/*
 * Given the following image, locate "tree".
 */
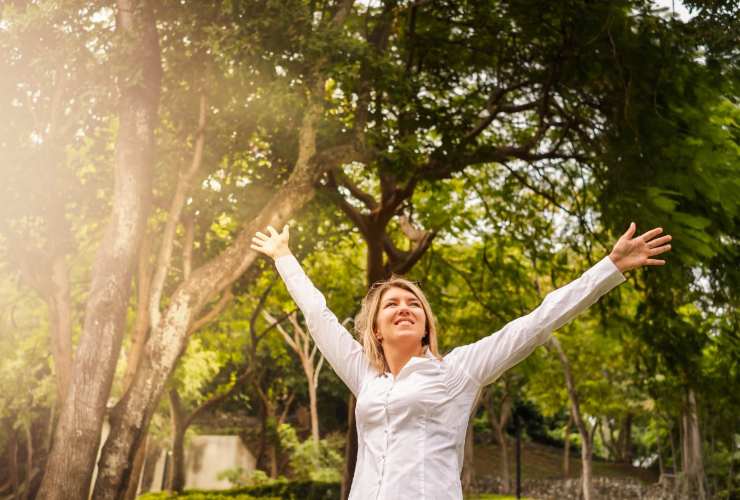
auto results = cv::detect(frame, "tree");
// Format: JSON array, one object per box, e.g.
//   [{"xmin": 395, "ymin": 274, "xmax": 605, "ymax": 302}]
[
  {"xmin": 548, "ymin": 336, "xmax": 597, "ymax": 500},
  {"xmin": 37, "ymin": 0, "xmax": 162, "ymax": 497},
  {"xmin": 482, "ymin": 374, "xmax": 524, "ymax": 493},
  {"xmin": 1, "ymin": 1, "xmax": 736, "ymax": 497},
  {"xmin": 0, "ymin": 0, "xmax": 116, "ymax": 410},
  {"xmin": 263, "ymin": 310, "xmax": 326, "ymax": 447}
]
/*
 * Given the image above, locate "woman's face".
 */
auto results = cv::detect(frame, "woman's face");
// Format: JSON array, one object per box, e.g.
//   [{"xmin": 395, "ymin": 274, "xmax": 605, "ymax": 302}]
[{"xmin": 375, "ymin": 286, "xmax": 427, "ymax": 348}]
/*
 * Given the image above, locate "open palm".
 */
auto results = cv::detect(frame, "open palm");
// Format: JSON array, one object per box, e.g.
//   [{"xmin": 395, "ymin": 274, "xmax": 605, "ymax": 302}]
[
  {"xmin": 609, "ymin": 223, "xmax": 672, "ymax": 273},
  {"xmin": 251, "ymin": 225, "xmax": 291, "ymax": 260}
]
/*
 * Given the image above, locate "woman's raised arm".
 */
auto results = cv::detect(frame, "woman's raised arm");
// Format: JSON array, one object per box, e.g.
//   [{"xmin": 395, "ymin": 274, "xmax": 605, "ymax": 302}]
[
  {"xmin": 251, "ymin": 225, "xmax": 372, "ymax": 396},
  {"xmin": 445, "ymin": 223, "xmax": 671, "ymax": 388}
]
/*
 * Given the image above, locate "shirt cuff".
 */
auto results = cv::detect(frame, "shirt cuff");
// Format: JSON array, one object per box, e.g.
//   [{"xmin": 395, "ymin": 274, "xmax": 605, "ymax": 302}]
[{"xmin": 593, "ymin": 255, "xmax": 627, "ymax": 292}]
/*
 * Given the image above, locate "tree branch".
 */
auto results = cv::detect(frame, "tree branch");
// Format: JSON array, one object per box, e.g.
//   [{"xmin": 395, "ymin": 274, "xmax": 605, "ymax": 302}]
[
  {"xmin": 187, "ymin": 287, "xmax": 233, "ymax": 337},
  {"xmin": 333, "ymin": 167, "xmax": 378, "ymax": 211},
  {"xmin": 149, "ymin": 93, "xmax": 208, "ymax": 328}
]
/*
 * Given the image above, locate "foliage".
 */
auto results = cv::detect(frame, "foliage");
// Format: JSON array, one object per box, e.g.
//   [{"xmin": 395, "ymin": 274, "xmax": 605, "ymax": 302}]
[
  {"xmin": 216, "ymin": 469, "xmax": 272, "ymax": 489},
  {"xmin": 277, "ymin": 423, "xmax": 344, "ymax": 482},
  {"xmin": 138, "ymin": 492, "xmax": 276, "ymax": 500},
  {"xmin": 0, "ymin": 0, "xmax": 738, "ymax": 497},
  {"xmin": 0, "ymin": 272, "xmax": 54, "ymax": 447},
  {"xmin": 137, "ymin": 479, "xmax": 340, "ymax": 499}
]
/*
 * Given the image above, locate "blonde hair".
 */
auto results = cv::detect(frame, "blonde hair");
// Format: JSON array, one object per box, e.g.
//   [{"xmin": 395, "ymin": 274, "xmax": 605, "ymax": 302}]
[{"xmin": 355, "ymin": 276, "xmax": 441, "ymax": 374}]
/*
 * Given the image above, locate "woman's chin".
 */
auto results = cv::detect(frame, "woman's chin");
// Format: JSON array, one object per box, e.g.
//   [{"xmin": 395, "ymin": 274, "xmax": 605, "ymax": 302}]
[{"xmin": 386, "ymin": 330, "xmax": 424, "ymax": 345}]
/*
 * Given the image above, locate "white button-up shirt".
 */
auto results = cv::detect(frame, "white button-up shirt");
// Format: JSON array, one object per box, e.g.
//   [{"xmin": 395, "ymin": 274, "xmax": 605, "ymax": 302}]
[{"xmin": 275, "ymin": 255, "xmax": 625, "ymax": 500}]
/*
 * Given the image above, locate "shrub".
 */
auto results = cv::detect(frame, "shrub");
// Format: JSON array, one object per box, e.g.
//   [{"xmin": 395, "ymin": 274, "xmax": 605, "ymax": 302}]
[
  {"xmin": 137, "ymin": 492, "xmax": 276, "ymax": 500},
  {"xmin": 239, "ymin": 480, "xmax": 339, "ymax": 499},
  {"xmin": 137, "ymin": 479, "xmax": 340, "ymax": 499},
  {"xmin": 277, "ymin": 424, "xmax": 344, "ymax": 482},
  {"xmin": 216, "ymin": 468, "xmax": 273, "ymax": 488}
]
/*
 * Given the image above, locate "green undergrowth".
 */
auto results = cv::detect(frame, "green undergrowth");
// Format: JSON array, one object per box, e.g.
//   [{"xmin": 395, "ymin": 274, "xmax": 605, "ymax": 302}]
[{"xmin": 137, "ymin": 480, "xmax": 339, "ymax": 500}]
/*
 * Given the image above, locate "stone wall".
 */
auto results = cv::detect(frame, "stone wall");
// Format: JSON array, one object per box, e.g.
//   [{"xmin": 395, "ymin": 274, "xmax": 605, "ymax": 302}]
[
  {"xmin": 143, "ymin": 435, "xmax": 256, "ymax": 493},
  {"xmin": 473, "ymin": 475, "xmax": 684, "ymax": 499}
]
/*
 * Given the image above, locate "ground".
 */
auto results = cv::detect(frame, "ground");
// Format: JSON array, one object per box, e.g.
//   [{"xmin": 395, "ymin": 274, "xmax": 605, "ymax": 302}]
[{"xmin": 473, "ymin": 440, "xmax": 659, "ymax": 484}]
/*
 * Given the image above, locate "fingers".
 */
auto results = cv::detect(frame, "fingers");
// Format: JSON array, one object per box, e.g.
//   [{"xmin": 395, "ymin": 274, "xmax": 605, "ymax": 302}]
[
  {"xmin": 648, "ymin": 244, "xmax": 671, "ymax": 256},
  {"xmin": 639, "ymin": 227, "xmax": 664, "ymax": 242},
  {"xmin": 255, "ymin": 224, "xmax": 288, "ymax": 240},
  {"xmin": 647, "ymin": 234, "xmax": 672, "ymax": 248},
  {"xmin": 623, "ymin": 222, "xmax": 636, "ymax": 240},
  {"xmin": 645, "ymin": 258, "xmax": 666, "ymax": 266},
  {"xmin": 254, "ymin": 231, "xmax": 269, "ymax": 241}
]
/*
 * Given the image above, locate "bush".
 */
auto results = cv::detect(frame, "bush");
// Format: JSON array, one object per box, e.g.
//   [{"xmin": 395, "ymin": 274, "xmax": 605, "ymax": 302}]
[
  {"xmin": 137, "ymin": 480, "xmax": 340, "ymax": 500},
  {"xmin": 137, "ymin": 492, "xmax": 276, "ymax": 500},
  {"xmin": 239, "ymin": 480, "xmax": 340, "ymax": 499},
  {"xmin": 277, "ymin": 424, "xmax": 344, "ymax": 482},
  {"xmin": 216, "ymin": 468, "xmax": 273, "ymax": 488}
]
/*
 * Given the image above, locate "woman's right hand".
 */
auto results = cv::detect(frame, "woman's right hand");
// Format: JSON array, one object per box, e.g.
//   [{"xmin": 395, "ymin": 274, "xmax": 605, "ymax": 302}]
[{"xmin": 251, "ymin": 225, "xmax": 292, "ymax": 260}]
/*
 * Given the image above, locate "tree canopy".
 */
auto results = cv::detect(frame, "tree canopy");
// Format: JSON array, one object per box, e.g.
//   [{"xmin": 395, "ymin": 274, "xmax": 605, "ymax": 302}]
[{"xmin": 0, "ymin": 0, "xmax": 737, "ymax": 499}]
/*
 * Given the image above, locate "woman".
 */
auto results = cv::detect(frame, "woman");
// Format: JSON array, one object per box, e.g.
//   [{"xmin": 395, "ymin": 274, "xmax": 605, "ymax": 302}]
[{"xmin": 251, "ymin": 223, "xmax": 671, "ymax": 500}]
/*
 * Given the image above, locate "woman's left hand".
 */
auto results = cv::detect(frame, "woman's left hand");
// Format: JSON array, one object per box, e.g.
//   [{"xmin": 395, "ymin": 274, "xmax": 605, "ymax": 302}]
[{"xmin": 608, "ymin": 222, "xmax": 672, "ymax": 273}]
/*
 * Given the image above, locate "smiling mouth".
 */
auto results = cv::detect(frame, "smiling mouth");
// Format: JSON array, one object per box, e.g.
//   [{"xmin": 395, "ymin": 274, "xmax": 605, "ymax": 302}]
[{"xmin": 394, "ymin": 319, "xmax": 414, "ymax": 326}]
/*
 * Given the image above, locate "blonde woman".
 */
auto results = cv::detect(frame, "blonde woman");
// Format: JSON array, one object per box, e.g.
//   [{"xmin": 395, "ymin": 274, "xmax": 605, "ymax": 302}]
[{"xmin": 251, "ymin": 223, "xmax": 671, "ymax": 500}]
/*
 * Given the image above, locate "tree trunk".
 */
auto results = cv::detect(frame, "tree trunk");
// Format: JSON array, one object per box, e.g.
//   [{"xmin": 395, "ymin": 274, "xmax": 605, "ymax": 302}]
[
  {"xmin": 493, "ymin": 425, "xmax": 511, "ymax": 493},
  {"xmin": 123, "ymin": 435, "xmax": 148, "ymax": 500},
  {"xmin": 549, "ymin": 336, "xmax": 593, "ymax": 500},
  {"xmin": 139, "ymin": 440, "xmax": 161, "ymax": 494},
  {"xmin": 47, "ymin": 254, "xmax": 74, "ymax": 405},
  {"xmin": 341, "ymin": 395, "xmax": 358, "ymax": 500},
  {"xmin": 461, "ymin": 394, "xmax": 482, "ymax": 493},
  {"xmin": 116, "ymin": 237, "xmax": 156, "ymax": 498},
  {"xmin": 617, "ymin": 413, "xmax": 633, "ymax": 463},
  {"xmin": 598, "ymin": 417, "xmax": 618, "ymax": 461},
  {"xmin": 563, "ymin": 412, "xmax": 573, "ymax": 478},
  {"xmin": 9, "ymin": 432, "xmax": 18, "ymax": 500},
  {"xmin": 167, "ymin": 390, "xmax": 187, "ymax": 492},
  {"xmin": 259, "ymin": 393, "xmax": 279, "ymax": 478},
  {"xmin": 266, "ymin": 310, "xmax": 323, "ymax": 446},
  {"xmin": 680, "ymin": 388, "xmax": 706, "ymax": 500},
  {"xmin": 268, "ymin": 440, "xmax": 279, "ymax": 479},
  {"xmin": 308, "ymin": 374, "xmax": 320, "ymax": 445},
  {"xmin": 123, "ymin": 235, "xmax": 154, "ymax": 390},
  {"xmin": 22, "ymin": 424, "xmax": 33, "ymax": 500},
  {"xmin": 670, "ymin": 424, "xmax": 678, "ymax": 473},
  {"xmin": 484, "ymin": 387, "xmax": 513, "ymax": 493},
  {"xmin": 580, "ymin": 432, "xmax": 594, "ymax": 500},
  {"xmin": 36, "ymin": 1, "xmax": 161, "ymax": 498},
  {"xmin": 91, "ymin": 96, "xmax": 340, "ymax": 498}
]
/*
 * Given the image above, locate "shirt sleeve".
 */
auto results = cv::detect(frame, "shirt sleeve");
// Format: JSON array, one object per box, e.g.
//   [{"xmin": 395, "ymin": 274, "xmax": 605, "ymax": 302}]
[
  {"xmin": 275, "ymin": 255, "xmax": 373, "ymax": 396},
  {"xmin": 444, "ymin": 256, "xmax": 626, "ymax": 388}
]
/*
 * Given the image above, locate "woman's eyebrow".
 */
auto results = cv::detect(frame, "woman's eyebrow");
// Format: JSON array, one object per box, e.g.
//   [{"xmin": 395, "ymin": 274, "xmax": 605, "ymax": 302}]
[{"xmin": 383, "ymin": 296, "xmax": 419, "ymax": 303}]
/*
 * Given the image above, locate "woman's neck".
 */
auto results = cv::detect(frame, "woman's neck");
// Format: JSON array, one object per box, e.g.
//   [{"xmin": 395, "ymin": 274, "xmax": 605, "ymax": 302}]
[{"xmin": 384, "ymin": 342, "xmax": 424, "ymax": 376}]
